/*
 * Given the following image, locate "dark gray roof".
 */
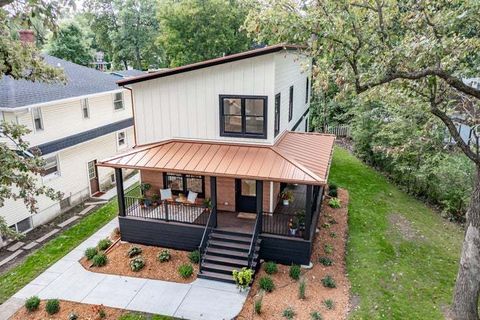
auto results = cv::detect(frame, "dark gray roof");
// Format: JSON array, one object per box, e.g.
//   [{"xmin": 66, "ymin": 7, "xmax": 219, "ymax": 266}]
[
  {"xmin": 0, "ymin": 55, "xmax": 120, "ymax": 109},
  {"xmin": 110, "ymin": 69, "xmax": 146, "ymax": 78}
]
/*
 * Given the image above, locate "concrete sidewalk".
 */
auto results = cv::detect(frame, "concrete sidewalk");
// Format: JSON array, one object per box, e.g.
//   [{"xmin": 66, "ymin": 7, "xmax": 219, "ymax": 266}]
[{"xmin": 5, "ymin": 219, "xmax": 247, "ymax": 320}]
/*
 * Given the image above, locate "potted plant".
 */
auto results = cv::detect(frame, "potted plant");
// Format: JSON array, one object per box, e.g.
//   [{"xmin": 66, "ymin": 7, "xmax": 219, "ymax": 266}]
[
  {"xmin": 139, "ymin": 198, "xmax": 146, "ymax": 209},
  {"xmin": 281, "ymin": 190, "xmax": 294, "ymax": 206},
  {"xmin": 151, "ymin": 194, "xmax": 160, "ymax": 207},
  {"xmin": 288, "ymin": 217, "xmax": 299, "ymax": 236},
  {"xmin": 203, "ymin": 198, "xmax": 212, "ymax": 211},
  {"xmin": 140, "ymin": 183, "xmax": 151, "ymax": 197}
]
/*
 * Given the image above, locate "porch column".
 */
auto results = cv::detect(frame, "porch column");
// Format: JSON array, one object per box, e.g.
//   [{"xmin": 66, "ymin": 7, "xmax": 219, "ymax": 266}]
[
  {"xmin": 256, "ymin": 180, "xmax": 263, "ymax": 232},
  {"xmin": 210, "ymin": 176, "xmax": 217, "ymax": 227},
  {"xmin": 115, "ymin": 168, "xmax": 126, "ymax": 217},
  {"xmin": 304, "ymin": 184, "xmax": 313, "ymax": 240}
]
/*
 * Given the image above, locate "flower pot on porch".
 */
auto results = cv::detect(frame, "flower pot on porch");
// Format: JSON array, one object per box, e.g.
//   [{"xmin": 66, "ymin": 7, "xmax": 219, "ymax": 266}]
[
  {"xmin": 289, "ymin": 228, "xmax": 297, "ymax": 236},
  {"xmin": 283, "ymin": 199, "xmax": 289, "ymax": 206}
]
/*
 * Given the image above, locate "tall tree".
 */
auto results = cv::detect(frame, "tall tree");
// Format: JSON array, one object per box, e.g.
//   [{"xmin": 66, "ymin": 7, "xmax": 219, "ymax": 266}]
[
  {"xmin": 157, "ymin": 0, "xmax": 253, "ymax": 67},
  {"xmin": 46, "ymin": 21, "xmax": 93, "ymax": 66},
  {"xmin": 84, "ymin": 0, "xmax": 163, "ymax": 70},
  {"xmin": 245, "ymin": 0, "xmax": 480, "ymax": 318}
]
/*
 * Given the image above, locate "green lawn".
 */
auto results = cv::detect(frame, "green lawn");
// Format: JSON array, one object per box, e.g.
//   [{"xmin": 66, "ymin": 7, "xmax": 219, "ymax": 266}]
[
  {"xmin": 0, "ymin": 185, "xmax": 139, "ymax": 304},
  {"xmin": 330, "ymin": 148, "xmax": 463, "ymax": 319}
]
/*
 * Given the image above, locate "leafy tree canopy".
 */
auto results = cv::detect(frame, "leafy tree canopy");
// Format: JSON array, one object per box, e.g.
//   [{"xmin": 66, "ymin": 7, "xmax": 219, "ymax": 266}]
[{"xmin": 46, "ymin": 21, "xmax": 93, "ymax": 66}]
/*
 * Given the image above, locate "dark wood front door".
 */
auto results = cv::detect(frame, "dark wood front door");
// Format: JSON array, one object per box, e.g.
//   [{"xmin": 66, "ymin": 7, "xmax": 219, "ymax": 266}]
[
  {"xmin": 235, "ymin": 179, "xmax": 257, "ymax": 213},
  {"xmin": 88, "ymin": 160, "xmax": 100, "ymax": 195}
]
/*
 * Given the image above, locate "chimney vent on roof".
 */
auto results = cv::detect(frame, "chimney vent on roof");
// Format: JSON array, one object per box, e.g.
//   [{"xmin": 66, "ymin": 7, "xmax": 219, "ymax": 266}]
[{"xmin": 19, "ymin": 30, "xmax": 35, "ymax": 44}]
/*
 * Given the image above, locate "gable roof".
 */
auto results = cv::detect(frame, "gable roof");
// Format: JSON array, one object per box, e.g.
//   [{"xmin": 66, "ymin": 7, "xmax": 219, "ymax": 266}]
[
  {"xmin": 116, "ymin": 44, "xmax": 304, "ymax": 86},
  {"xmin": 0, "ymin": 55, "xmax": 121, "ymax": 110},
  {"xmin": 97, "ymin": 131, "xmax": 335, "ymax": 185},
  {"xmin": 110, "ymin": 69, "xmax": 146, "ymax": 78}
]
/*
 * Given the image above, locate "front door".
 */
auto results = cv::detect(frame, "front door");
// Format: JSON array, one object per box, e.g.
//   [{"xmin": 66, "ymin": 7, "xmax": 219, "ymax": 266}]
[
  {"xmin": 235, "ymin": 179, "xmax": 257, "ymax": 213},
  {"xmin": 88, "ymin": 160, "xmax": 100, "ymax": 195}
]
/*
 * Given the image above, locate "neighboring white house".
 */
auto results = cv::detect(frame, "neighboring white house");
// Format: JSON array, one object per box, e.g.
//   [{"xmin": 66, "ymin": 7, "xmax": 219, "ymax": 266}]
[{"xmin": 0, "ymin": 54, "xmax": 135, "ymax": 236}]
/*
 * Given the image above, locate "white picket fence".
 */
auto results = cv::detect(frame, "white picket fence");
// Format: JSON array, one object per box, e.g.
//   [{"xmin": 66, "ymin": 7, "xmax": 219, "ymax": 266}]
[{"xmin": 325, "ymin": 125, "xmax": 351, "ymax": 137}]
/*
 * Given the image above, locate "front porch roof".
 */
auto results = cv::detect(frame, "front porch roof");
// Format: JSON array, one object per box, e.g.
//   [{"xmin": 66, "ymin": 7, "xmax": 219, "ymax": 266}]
[{"xmin": 98, "ymin": 131, "xmax": 335, "ymax": 185}]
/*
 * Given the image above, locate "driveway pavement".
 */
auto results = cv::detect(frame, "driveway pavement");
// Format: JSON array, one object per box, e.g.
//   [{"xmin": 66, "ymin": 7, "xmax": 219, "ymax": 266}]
[{"xmin": 4, "ymin": 219, "xmax": 248, "ymax": 320}]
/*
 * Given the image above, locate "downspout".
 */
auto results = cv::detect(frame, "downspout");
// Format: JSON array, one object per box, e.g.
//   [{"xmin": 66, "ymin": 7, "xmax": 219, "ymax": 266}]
[{"xmin": 123, "ymin": 86, "xmax": 137, "ymax": 147}]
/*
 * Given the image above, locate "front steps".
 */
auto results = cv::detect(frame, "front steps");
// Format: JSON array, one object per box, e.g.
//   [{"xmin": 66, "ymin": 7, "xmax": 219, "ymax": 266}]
[{"xmin": 198, "ymin": 229, "xmax": 261, "ymax": 284}]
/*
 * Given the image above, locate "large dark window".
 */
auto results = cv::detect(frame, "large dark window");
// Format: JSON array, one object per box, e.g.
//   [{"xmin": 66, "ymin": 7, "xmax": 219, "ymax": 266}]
[
  {"xmin": 274, "ymin": 93, "xmax": 281, "ymax": 137},
  {"xmin": 288, "ymin": 86, "xmax": 294, "ymax": 121},
  {"xmin": 164, "ymin": 173, "xmax": 204, "ymax": 197},
  {"xmin": 305, "ymin": 78, "xmax": 309, "ymax": 103},
  {"xmin": 220, "ymin": 95, "xmax": 267, "ymax": 139}
]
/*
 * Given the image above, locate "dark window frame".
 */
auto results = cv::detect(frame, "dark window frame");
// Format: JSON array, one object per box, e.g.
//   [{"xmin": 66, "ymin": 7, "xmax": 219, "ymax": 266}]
[
  {"xmin": 288, "ymin": 86, "xmax": 294, "ymax": 121},
  {"xmin": 219, "ymin": 95, "xmax": 268, "ymax": 139},
  {"xmin": 163, "ymin": 173, "xmax": 205, "ymax": 198},
  {"xmin": 305, "ymin": 78, "xmax": 309, "ymax": 104},
  {"xmin": 274, "ymin": 93, "xmax": 281, "ymax": 137}
]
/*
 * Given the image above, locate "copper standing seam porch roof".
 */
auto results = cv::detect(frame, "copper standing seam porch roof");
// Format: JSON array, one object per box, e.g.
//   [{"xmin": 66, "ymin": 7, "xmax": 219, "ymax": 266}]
[{"xmin": 97, "ymin": 132, "xmax": 335, "ymax": 185}]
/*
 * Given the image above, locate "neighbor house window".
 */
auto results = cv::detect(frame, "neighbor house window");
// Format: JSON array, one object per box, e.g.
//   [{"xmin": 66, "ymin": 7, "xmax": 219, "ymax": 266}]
[
  {"xmin": 220, "ymin": 95, "xmax": 267, "ymax": 139},
  {"xmin": 305, "ymin": 78, "xmax": 309, "ymax": 103},
  {"xmin": 113, "ymin": 92, "xmax": 124, "ymax": 110},
  {"xmin": 274, "ymin": 93, "xmax": 281, "ymax": 137},
  {"xmin": 32, "ymin": 107, "xmax": 43, "ymax": 131},
  {"xmin": 16, "ymin": 217, "xmax": 32, "ymax": 233},
  {"xmin": 117, "ymin": 130, "xmax": 126, "ymax": 148},
  {"xmin": 42, "ymin": 155, "xmax": 59, "ymax": 177},
  {"xmin": 81, "ymin": 98, "xmax": 90, "ymax": 119},
  {"xmin": 288, "ymin": 86, "xmax": 294, "ymax": 121},
  {"xmin": 164, "ymin": 173, "xmax": 204, "ymax": 197}
]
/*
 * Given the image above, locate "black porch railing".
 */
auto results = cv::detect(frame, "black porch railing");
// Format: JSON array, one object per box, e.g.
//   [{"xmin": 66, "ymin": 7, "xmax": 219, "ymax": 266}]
[
  {"xmin": 198, "ymin": 205, "xmax": 217, "ymax": 271},
  {"xmin": 262, "ymin": 212, "xmax": 305, "ymax": 238},
  {"xmin": 125, "ymin": 196, "xmax": 210, "ymax": 225}
]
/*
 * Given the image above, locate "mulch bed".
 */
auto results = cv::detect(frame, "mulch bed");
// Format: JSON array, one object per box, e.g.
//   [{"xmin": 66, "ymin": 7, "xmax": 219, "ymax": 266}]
[
  {"xmin": 11, "ymin": 300, "xmax": 125, "ymax": 320},
  {"xmin": 80, "ymin": 241, "xmax": 198, "ymax": 283},
  {"xmin": 236, "ymin": 188, "xmax": 350, "ymax": 320}
]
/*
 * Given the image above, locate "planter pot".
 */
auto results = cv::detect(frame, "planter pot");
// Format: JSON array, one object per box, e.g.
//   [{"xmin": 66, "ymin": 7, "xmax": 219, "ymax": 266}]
[
  {"xmin": 283, "ymin": 200, "xmax": 289, "ymax": 206},
  {"xmin": 289, "ymin": 228, "xmax": 297, "ymax": 236}
]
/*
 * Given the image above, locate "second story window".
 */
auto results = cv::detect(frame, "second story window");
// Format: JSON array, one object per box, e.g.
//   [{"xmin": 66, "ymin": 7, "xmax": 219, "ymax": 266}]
[
  {"xmin": 81, "ymin": 98, "xmax": 90, "ymax": 119},
  {"xmin": 220, "ymin": 95, "xmax": 267, "ymax": 139},
  {"xmin": 289, "ymin": 86, "xmax": 294, "ymax": 121},
  {"xmin": 274, "ymin": 93, "xmax": 281, "ymax": 137},
  {"xmin": 113, "ymin": 92, "xmax": 125, "ymax": 110},
  {"xmin": 117, "ymin": 130, "xmax": 126, "ymax": 149},
  {"xmin": 32, "ymin": 107, "xmax": 43, "ymax": 131},
  {"xmin": 305, "ymin": 77, "xmax": 309, "ymax": 103},
  {"xmin": 42, "ymin": 155, "xmax": 59, "ymax": 178}
]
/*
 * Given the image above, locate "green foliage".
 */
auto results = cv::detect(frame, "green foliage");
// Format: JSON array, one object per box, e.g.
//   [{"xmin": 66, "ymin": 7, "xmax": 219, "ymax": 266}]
[
  {"xmin": 129, "ymin": 256, "xmax": 145, "ymax": 272},
  {"xmin": 310, "ymin": 311, "xmax": 323, "ymax": 320},
  {"xmin": 319, "ymin": 256, "xmax": 333, "ymax": 266},
  {"xmin": 321, "ymin": 275, "xmax": 336, "ymax": 288},
  {"xmin": 324, "ymin": 244, "xmax": 334, "ymax": 255},
  {"xmin": 157, "ymin": 249, "xmax": 171, "ymax": 263},
  {"xmin": 298, "ymin": 277, "xmax": 306, "ymax": 299},
  {"xmin": 328, "ymin": 188, "xmax": 338, "ymax": 197},
  {"xmin": 85, "ymin": 247, "xmax": 98, "ymax": 260},
  {"xmin": 97, "ymin": 239, "xmax": 112, "ymax": 251},
  {"xmin": 92, "ymin": 253, "xmax": 108, "ymax": 267},
  {"xmin": 328, "ymin": 198, "xmax": 341, "ymax": 208},
  {"xmin": 328, "ymin": 183, "xmax": 338, "ymax": 191},
  {"xmin": 282, "ymin": 307, "xmax": 295, "ymax": 319},
  {"xmin": 329, "ymin": 232, "xmax": 337, "ymax": 238},
  {"xmin": 188, "ymin": 250, "xmax": 200, "ymax": 264},
  {"xmin": 45, "ymin": 299, "xmax": 60, "ymax": 315},
  {"xmin": 157, "ymin": 0, "xmax": 252, "ymax": 67},
  {"xmin": 178, "ymin": 264, "xmax": 194, "ymax": 278},
  {"xmin": 259, "ymin": 276, "xmax": 274, "ymax": 292},
  {"xmin": 127, "ymin": 246, "xmax": 142, "ymax": 258},
  {"xmin": 254, "ymin": 290, "xmax": 264, "ymax": 314},
  {"xmin": 46, "ymin": 21, "xmax": 93, "ymax": 66},
  {"xmin": 263, "ymin": 261, "xmax": 278, "ymax": 275},
  {"xmin": 25, "ymin": 296, "xmax": 40, "ymax": 312},
  {"xmin": 323, "ymin": 299, "xmax": 335, "ymax": 310},
  {"xmin": 289, "ymin": 264, "xmax": 301, "ymax": 280},
  {"xmin": 232, "ymin": 268, "xmax": 253, "ymax": 290}
]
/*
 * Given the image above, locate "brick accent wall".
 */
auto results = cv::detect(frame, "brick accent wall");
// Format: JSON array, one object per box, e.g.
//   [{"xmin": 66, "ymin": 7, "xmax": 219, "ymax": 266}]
[{"xmin": 140, "ymin": 170, "xmax": 163, "ymax": 197}]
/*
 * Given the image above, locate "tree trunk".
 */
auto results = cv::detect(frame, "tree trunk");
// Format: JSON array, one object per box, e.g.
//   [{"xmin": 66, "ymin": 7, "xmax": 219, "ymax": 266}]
[{"xmin": 452, "ymin": 167, "xmax": 480, "ymax": 320}]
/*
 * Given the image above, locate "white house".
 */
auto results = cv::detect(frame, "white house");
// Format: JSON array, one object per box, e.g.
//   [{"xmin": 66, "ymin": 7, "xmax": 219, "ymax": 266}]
[{"xmin": 0, "ymin": 54, "xmax": 135, "ymax": 235}]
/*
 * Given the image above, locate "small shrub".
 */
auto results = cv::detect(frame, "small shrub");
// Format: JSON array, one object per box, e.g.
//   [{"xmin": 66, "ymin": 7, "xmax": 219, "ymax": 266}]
[
  {"xmin": 323, "ymin": 298, "xmax": 335, "ymax": 310},
  {"xmin": 85, "ymin": 247, "xmax": 98, "ymax": 260},
  {"xmin": 328, "ymin": 182, "xmax": 338, "ymax": 191},
  {"xmin": 329, "ymin": 232, "xmax": 337, "ymax": 238},
  {"xmin": 282, "ymin": 307, "xmax": 295, "ymax": 319},
  {"xmin": 310, "ymin": 311, "xmax": 323, "ymax": 320},
  {"xmin": 298, "ymin": 277, "xmax": 306, "ymax": 299},
  {"xmin": 321, "ymin": 275, "xmax": 337, "ymax": 288},
  {"xmin": 111, "ymin": 227, "xmax": 121, "ymax": 239},
  {"xmin": 25, "ymin": 296, "xmax": 40, "ymax": 312},
  {"xmin": 259, "ymin": 276, "xmax": 274, "ymax": 292},
  {"xmin": 321, "ymin": 222, "xmax": 331, "ymax": 229},
  {"xmin": 319, "ymin": 256, "xmax": 333, "ymax": 266},
  {"xmin": 254, "ymin": 290, "xmax": 264, "ymax": 314},
  {"xmin": 157, "ymin": 249, "xmax": 171, "ymax": 262},
  {"xmin": 232, "ymin": 268, "xmax": 254, "ymax": 291},
  {"xmin": 130, "ymin": 256, "xmax": 145, "ymax": 272},
  {"xmin": 328, "ymin": 218, "xmax": 337, "ymax": 225},
  {"xmin": 45, "ymin": 299, "xmax": 60, "ymax": 315},
  {"xmin": 324, "ymin": 244, "xmax": 334, "ymax": 255},
  {"xmin": 92, "ymin": 253, "xmax": 108, "ymax": 267},
  {"xmin": 328, "ymin": 188, "xmax": 337, "ymax": 197},
  {"xmin": 289, "ymin": 264, "xmax": 301, "ymax": 280},
  {"xmin": 328, "ymin": 198, "xmax": 341, "ymax": 208},
  {"xmin": 188, "ymin": 250, "xmax": 200, "ymax": 264},
  {"xmin": 127, "ymin": 246, "xmax": 142, "ymax": 258},
  {"xmin": 178, "ymin": 263, "xmax": 194, "ymax": 278},
  {"xmin": 68, "ymin": 312, "xmax": 79, "ymax": 320},
  {"xmin": 263, "ymin": 261, "xmax": 278, "ymax": 275},
  {"xmin": 97, "ymin": 238, "xmax": 112, "ymax": 251}
]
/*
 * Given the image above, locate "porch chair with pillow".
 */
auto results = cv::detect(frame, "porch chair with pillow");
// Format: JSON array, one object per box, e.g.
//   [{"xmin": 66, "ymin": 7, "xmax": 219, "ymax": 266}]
[
  {"xmin": 186, "ymin": 191, "xmax": 198, "ymax": 204},
  {"xmin": 160, "ymin": 188, "xmax": 173, "ymax": 201}
]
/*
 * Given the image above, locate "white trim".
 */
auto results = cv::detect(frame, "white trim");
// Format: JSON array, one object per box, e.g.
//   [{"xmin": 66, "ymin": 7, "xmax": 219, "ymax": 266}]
[
  {"xmin": 269, "ymin": 181, "xmax": 274, "ymax": 213},
  {"xmin": 0, "ymin": 89, "xmax": 125, "ymax": 112}
]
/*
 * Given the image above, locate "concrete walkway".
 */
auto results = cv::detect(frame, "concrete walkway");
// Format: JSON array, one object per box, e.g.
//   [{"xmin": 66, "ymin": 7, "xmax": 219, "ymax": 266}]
[
  {"xmin": 7, "ymin": 219, "xmax": 248, "ymax": 320},
  {"xmin": 98, "ymin": 172, "xmax": 139, "ymax": 201}
]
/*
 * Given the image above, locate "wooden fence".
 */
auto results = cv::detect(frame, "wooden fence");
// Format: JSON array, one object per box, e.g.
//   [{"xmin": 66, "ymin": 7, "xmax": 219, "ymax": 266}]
[{"xmin": 325, "ymin": 125, "xmax": 351, "ymax": 137}]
